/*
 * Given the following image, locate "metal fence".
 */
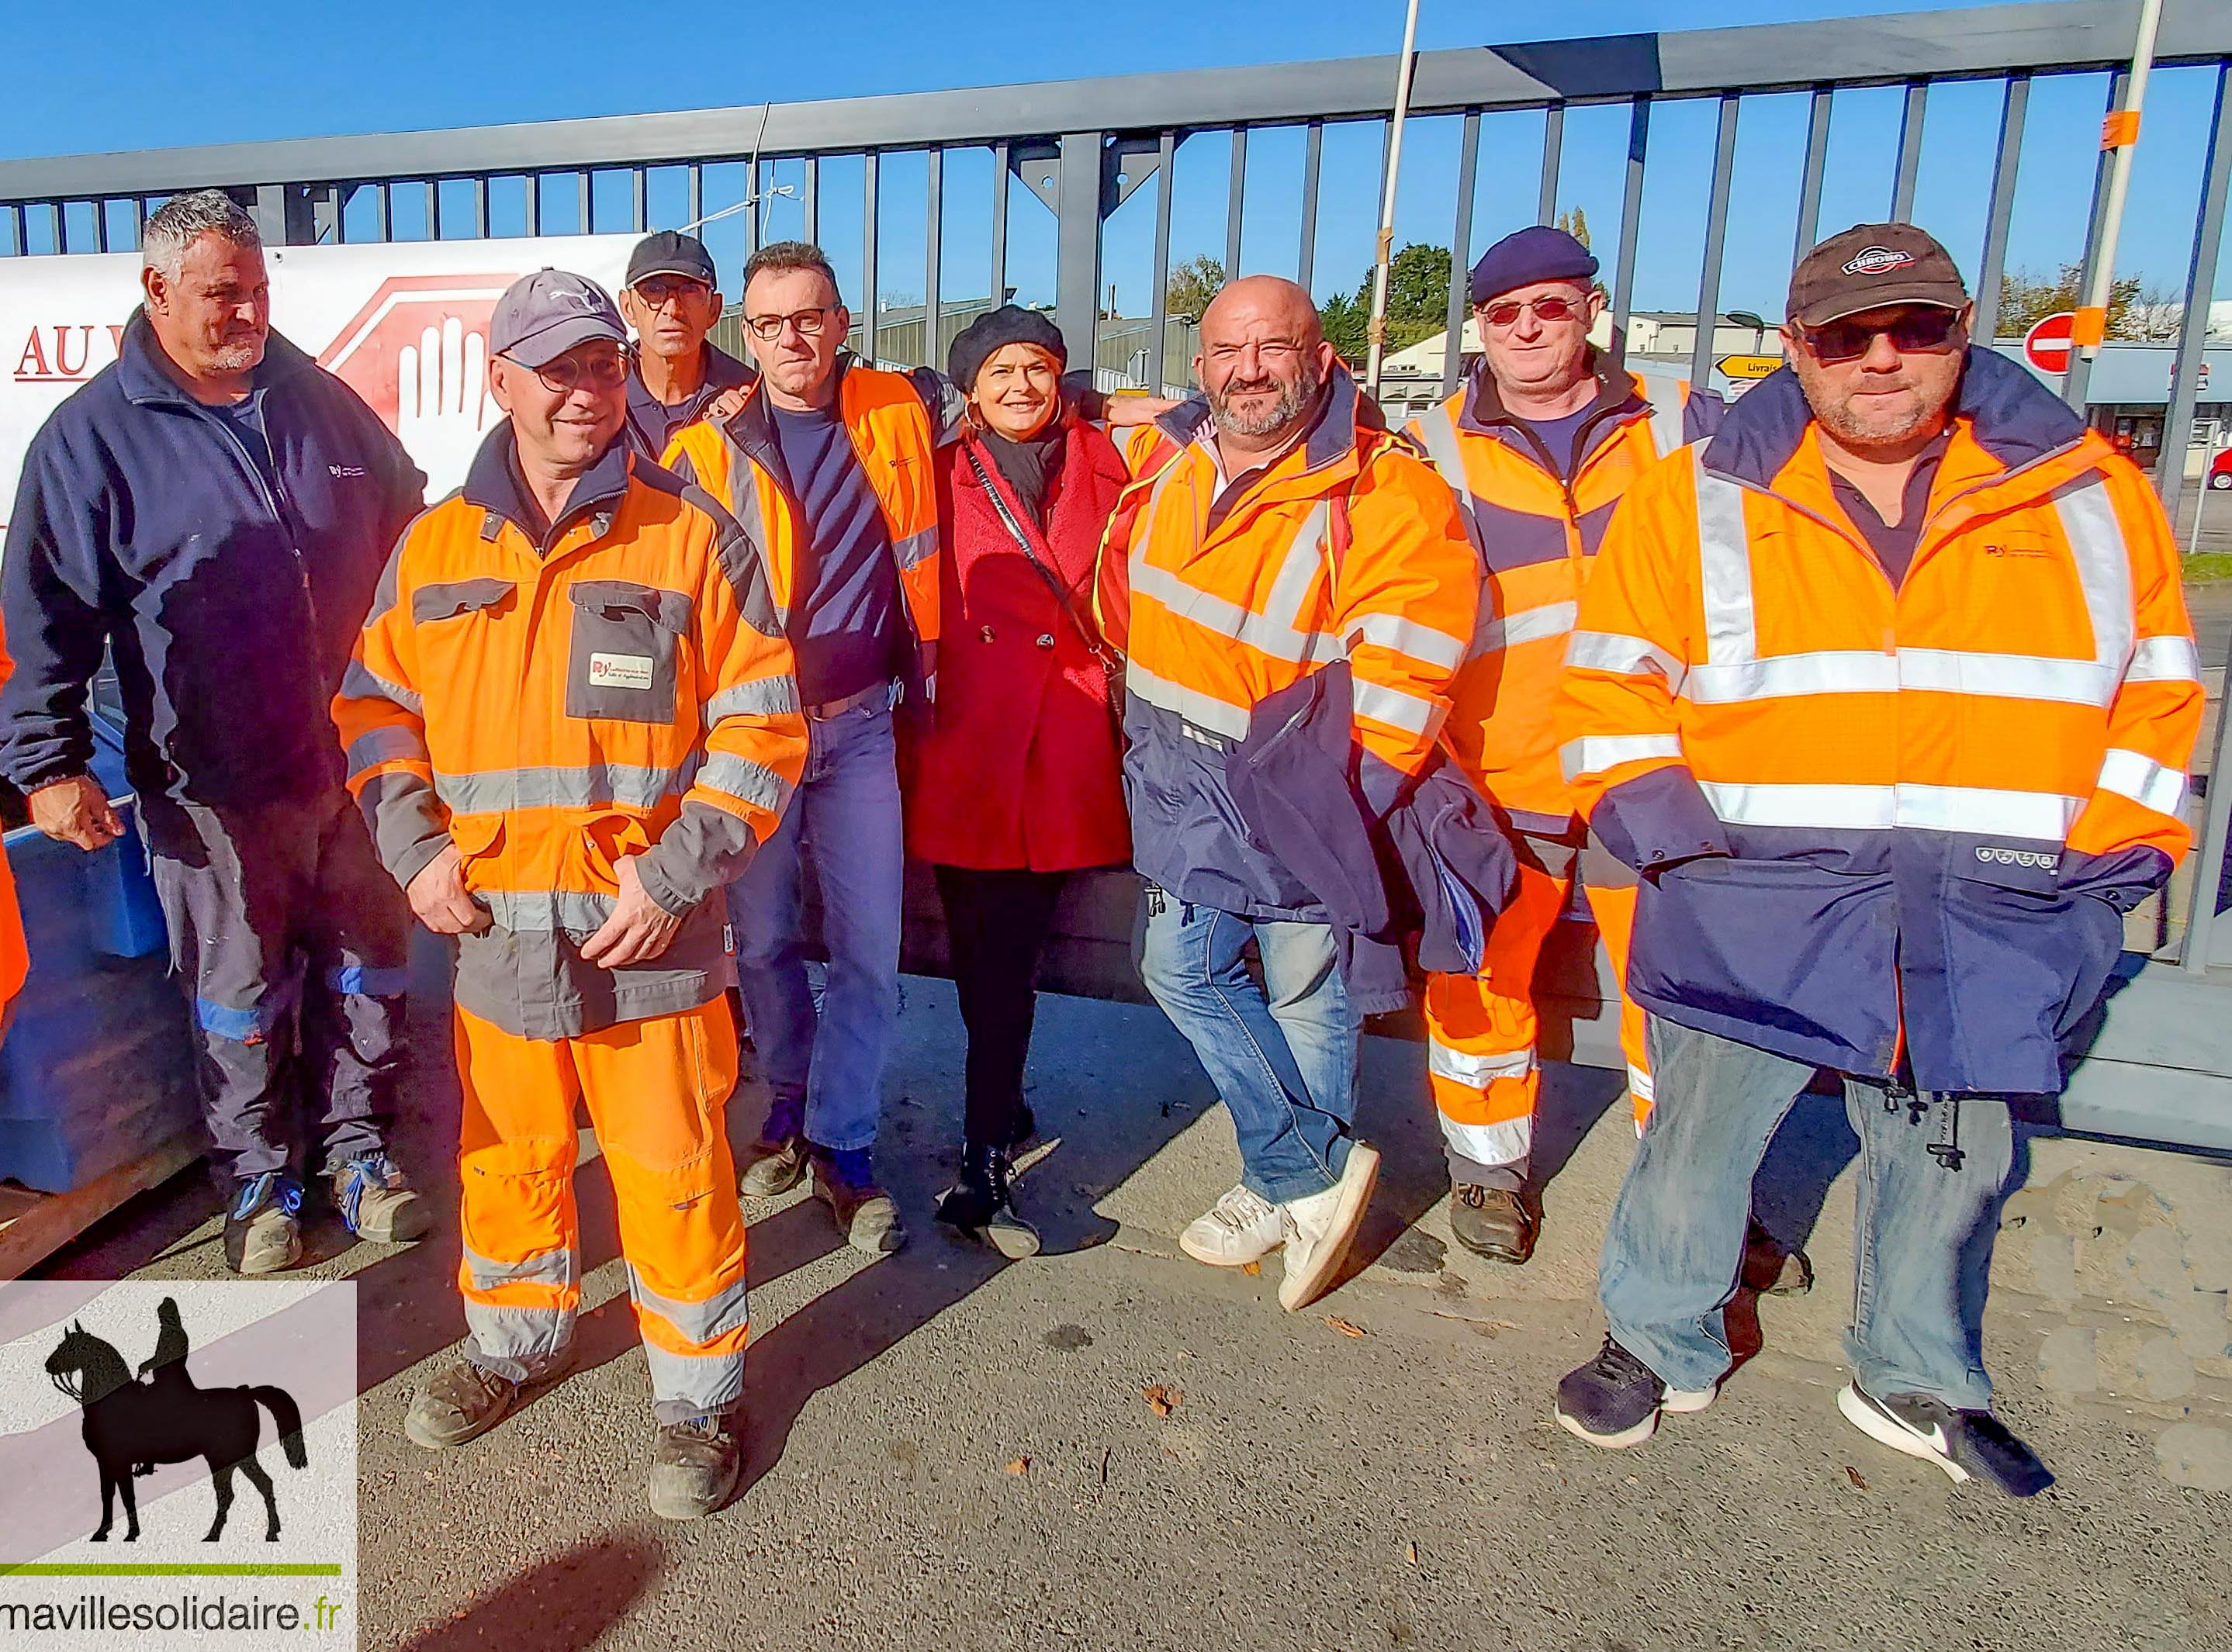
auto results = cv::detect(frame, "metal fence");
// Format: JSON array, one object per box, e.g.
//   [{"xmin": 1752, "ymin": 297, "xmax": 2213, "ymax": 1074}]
[{"xmin": 3, "ymin": 0, "xmax": 2230, "ymax": 1139}]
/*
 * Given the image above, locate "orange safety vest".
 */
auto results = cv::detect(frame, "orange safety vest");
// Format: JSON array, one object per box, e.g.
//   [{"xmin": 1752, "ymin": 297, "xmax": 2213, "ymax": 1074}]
[
  {"xmin": 1556, "ymin": 354, "xmax": 2202, "ymax": 1094},
  {"xmin": 334, "ymin": 426, "xmax": 807, "ymax": 1040},
  {"xmin": 663, "ymin": 356, "xmax": 945, "ymax": 664},
  {"xmin": 1410, "ymin": 360, "xmax": 1712, "ymax": 828}
]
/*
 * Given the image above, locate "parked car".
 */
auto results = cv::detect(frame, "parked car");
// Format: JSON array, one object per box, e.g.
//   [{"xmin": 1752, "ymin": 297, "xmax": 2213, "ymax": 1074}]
[{"xmin": 2212, "ymin": 448, "xmax": 2232, "ymax": 490}]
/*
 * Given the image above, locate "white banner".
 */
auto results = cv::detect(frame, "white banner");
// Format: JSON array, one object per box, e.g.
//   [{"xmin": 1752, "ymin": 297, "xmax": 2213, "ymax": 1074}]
[{"xmin": 0, "ymin": 233, "xmax": 640, "ymax": 527}]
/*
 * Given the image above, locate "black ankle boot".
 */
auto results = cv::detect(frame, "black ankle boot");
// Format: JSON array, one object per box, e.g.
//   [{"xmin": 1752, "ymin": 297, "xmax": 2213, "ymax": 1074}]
[{"xmin": 936, "ymin": 1143, "xmax": 1040, "ymax": 1260}]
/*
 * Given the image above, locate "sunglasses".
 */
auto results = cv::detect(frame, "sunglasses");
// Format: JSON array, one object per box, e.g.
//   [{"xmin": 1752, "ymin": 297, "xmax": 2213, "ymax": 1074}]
[
  {"xmin": 525, "ymin": 348, "xmax": 630, "ymax": 392},
  {"xmin": 1479, "ymin": 294, "xmax": 1586, "ymax": 328},
  {"xmin": 1802, "ymin": 308, "xmax": 1960, "ymax": 365}
]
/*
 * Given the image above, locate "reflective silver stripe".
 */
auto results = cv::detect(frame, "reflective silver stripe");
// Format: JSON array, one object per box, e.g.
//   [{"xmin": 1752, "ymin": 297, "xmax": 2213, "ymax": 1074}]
[
  {"xmin": 2095, "ymin": 747, "xmax": 2189, "ymax": 817},
  {"xmin": 696, "ymin": 753, "xmax": 794, "ymax": 814},
  {"xmin": 478, "ymin": 890, "xmax": 618, "ymax": 933},
  {"xmin": 1697, "ymin": 780, "xmax": 2084, "ymax": 839},
  {"xmin": 1626, "ymin": 1063, "xmax": 1656, "ymax": 1105},
  {"xmin": 463, "ymin": 1301, "xmax": 574, "ymax": 1365},
  {"xmin": 434, "ymin": 763, "xmax": 686, "ymax": 814},
  {"xmin": 1428, "ymin": 1035, "xmax": 1535, "ymax": 1087},
  {"xmin": 1473, "ymin": 597, "xmax": 1579, "ymax": 659},
  {"xmin": 462, "ymin": 1240, "xmax": 578, "ymax": 1294},
  {"xmin": 704, "ymin": 677, "xmax": 801, "ymax": 720},
  {"xmin": 641, "ymin": 1340, "xmax": 746, "ymax": 1417},
  {"xmin": 627, "ymin": 1263, "xmax": 749, "ymax": 1347},
  {"xmin": 2125, "ymin": 634, "xmax": 2203, "ymax": 684},
  {"xmin": 1126, "ymin": 660, "xmax": 1253, "ymax": 739},
  {"xmin": 1130, "ymin": 557, "xmax": 1342, "ymax": 666},
  {"xmin": 1351, "ymin": 678, "xmax": 1445, "ymax": 738},
  {"xmin": 1440, "ymin": 1113, "xmax": 1533, "ymax": 1169},
  {"xmin": 1414, "ymin": 403, "xmax": 1486, "ymax": 562},
  {"xmin": 2051, "ymin": 474, "xmax": 2134, "ymax": 678},
  {"xmin": 1352, "ymin": 612, "xmax": 1466, "ymax": 671},
  {"xmin": 1566, "ymin": 629, "xmax": 1684, "ymax": 685},
  {"xmin": 1681, "ymin": 652, "xmax": 1896, "ymax": 703},
  {"xmin": 1641, "ymin": 375, "xmax": 1687, "ymax": 455},
  {"xmin": 1692, "ymin": 458, "xmax": 1757, "ymax": 665},
  {"xmin": 339, "ymin": 658, "xmax": 422, "ymax": 715},
  {"xmin": 1896, "ymin": 649, "xmax": 2115, "ymax": 706},
  {"xmin": 344, "ymin": 724, "xmax": 427, "ymax": 778},
  {"xmin": 1560, "ymin": 734, "xmax": 1683, "ymax": 781},
  {"xmin": 891, "ymin": 524, "xmax": 937, "ymax": 573}
]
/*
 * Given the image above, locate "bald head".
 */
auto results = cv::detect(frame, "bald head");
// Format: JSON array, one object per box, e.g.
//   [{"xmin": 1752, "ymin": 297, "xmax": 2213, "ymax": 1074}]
[{"xmin": 1195, "ymin": 275, "xmax": 1337, "ymax": 458}]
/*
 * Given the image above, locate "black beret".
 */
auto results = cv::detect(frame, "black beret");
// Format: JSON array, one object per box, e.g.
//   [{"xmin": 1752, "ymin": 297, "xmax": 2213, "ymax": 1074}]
[{"xmin": 947, "ymin": 304, "xmax": 1068, "ymax": 390}]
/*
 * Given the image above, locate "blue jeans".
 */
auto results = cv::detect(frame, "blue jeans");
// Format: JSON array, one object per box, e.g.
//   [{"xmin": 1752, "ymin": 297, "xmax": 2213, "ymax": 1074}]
[
  {"xmin": 1138, "ymin": 886, "xmax": 1358, "ymax": 1204},
  {"xmin": 1600, "ymin": 1014, "xmax": 2016, "ymax": 1409},
  {"xmin": 725, "ymin": 697, "xmax": 904, "ymax": 1155}
]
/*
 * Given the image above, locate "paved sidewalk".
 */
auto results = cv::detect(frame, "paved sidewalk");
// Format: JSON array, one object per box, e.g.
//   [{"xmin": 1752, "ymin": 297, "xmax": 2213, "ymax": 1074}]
[{"xmin": 43, "ymin": 978, "xmax": 2232, "ymax": 1652}]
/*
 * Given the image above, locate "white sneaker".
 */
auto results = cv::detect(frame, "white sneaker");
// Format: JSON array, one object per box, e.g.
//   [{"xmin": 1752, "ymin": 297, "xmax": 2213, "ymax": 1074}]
[
  {"xmin": 1178, "ymin": 1184, "xmax": 1285, "ymax": 1267},
  {"xmin": 1278, "ymin": 1142, "xmax": 1381, "ymax": 1312}
]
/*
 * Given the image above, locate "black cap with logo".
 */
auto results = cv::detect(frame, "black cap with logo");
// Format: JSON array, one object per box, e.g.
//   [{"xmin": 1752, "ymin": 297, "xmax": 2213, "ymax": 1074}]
[
  {"xmin": 1787, "ymin": 223, "xmax": 1970, "ymax": 328},
  {"xmin": 625, "ymin": 230, "xmax": 718, "ymax": 292}
]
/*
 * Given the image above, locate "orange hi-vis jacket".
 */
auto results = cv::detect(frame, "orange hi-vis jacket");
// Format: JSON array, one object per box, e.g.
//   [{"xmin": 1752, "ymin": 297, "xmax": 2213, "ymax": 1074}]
[
  {"xmin": 1410, "ymin": 358, "xmax": 1720, "ymax": 830},
  {"xmin": 334, "ymin": 425, "xmax": 808, "ymax": 1041},
  {"xmin": 1556, "ymin": 351, "xmax": 2202, "ymax": 1096},
  {"xmin": 662, "ymin": 354, "xmax": 962, "ymax": 678},
  {"xmin": 1104, "ymin": 370, "xmax": 1478, "ymax": 918}
]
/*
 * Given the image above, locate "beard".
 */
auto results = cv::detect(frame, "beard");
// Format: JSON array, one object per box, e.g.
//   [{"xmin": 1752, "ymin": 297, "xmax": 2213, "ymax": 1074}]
[
  {"xmin": 1794, "ymin": 356, "xmax": 1950, "ymax": 448},
  {"xmin": 207, "ymin": 338, "xmax": 263, "ymax": 373},
  {"xmin": 1209, "ymin": 361, "xmax": 1321, "ymax": 439}
]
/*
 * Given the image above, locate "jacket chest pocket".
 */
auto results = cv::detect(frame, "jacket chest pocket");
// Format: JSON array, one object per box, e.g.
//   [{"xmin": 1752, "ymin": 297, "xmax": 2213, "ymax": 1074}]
[
  {"xmin": 412, "ymin": 577, "xmax": 518, "ymax": 682},
  {"xmin": 566, "ymin": 579, "xmax": 692, "ymax": 724}
]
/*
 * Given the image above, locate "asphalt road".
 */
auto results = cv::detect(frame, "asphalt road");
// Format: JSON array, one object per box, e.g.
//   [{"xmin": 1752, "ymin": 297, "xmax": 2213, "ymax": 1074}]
[{"xmin": 41, "ymin": 980, "xmax": 2232, "ymax": 1652}]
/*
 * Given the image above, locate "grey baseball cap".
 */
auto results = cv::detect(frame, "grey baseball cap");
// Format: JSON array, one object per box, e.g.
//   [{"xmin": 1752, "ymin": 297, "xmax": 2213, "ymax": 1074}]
[{"xmin": 490, "ymin": 269, "xmax": 628, "ymax": 368}]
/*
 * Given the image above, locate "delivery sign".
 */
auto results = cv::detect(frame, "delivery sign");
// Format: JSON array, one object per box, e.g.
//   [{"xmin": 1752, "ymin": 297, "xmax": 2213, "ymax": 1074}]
[{"xmin": 0, "ymin": 233, "xmax": 637, "ymax": 525}]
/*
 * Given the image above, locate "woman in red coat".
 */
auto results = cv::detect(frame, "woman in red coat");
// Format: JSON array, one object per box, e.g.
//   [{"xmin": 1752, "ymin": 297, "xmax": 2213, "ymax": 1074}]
[{"xmin": 908, "ymin": 306, "xmax": 1131, "ymax": 1257}]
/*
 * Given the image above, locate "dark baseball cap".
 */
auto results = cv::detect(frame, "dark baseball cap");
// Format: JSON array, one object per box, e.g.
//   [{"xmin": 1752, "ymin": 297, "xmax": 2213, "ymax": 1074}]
[
  {"xmin": 625, "ymin": 230, "xmax": 717, "ymax": 290},
  {"xmin": 1787, "ymin": 223, "xmax": 1970, "ymax": 328},
  {"xmin": 489, "ymin": 270, "xmax": 628, "ymax": 368},
  {"xmin": 1468, "ymin": 226, "xmax": 1599, "ymax": 306}
]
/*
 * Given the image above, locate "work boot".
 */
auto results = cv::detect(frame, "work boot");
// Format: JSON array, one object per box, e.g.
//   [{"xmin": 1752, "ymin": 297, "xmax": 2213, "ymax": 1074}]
[
  {"xmin": 1836, "ymin": 1384, "xmax": 2053, "ymax": 1497},
  {"xmin": 1278, "ymin": 1142, "xmax": 1382, "ymax": 1312},
  {"xmin": 1178, "ymin": 1184, "xmax": 1285, "ymax": 1268},
  {"xmin": 330, "ymin": 1153, "xmax": 431, "ymax": 1244},
  {"xmin": 1555, "ymin": 1336, "xmax": 1718, "ymax": 1450},
  {"xmin": 936, "ymin": 1142, "xmax": 1040, "ymax": 1260},
  {"xmin": 223, "ymin": 1172, "xmax": 304, "ymax": 1276},
  {"xmin": 1743, "ymin": 1216, "xmax": 1815, "ymax": 1297},
  {"xmin": 404, "ymin": 1347, "xmax": 576, "ymax": 1451},
  {"xmin": 738, "ymin": 1135, "xmax": 809, "ymax": 1198},
  {"xmin": 1449, "ymin": 1181, "xmax": 1538, "ymax": 1265},
  {"xmin": 648, "ymin": 1413, "xmax": 744, "ymax": 1520},
  {"xmin": 812, "ymin": 1149, "xmax": 907, "ymax": 1255}
]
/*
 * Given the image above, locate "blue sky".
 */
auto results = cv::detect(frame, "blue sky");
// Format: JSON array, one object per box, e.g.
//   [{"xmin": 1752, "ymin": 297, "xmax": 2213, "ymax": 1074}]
[{"xmin": 6, "ymin": 0, "xmax": 2226, "ymax": 331}]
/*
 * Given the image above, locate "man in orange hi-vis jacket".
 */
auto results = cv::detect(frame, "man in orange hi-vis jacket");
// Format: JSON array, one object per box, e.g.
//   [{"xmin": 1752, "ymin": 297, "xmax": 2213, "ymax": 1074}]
[
  {"xmin": 1551, "ymin": 224, "xmax": 2200, "ymax": 1498},
  {"xmin": 1406, "ymin": 226, "xmax": 1722, "ymax": 1267},
  {"xmin": 334, "ymin": 271, "xmax": 806, "ymax": 1521},
  {"xmin": 1104, "ymin": 275, "xmax": 1478, "ymax": 1314}
]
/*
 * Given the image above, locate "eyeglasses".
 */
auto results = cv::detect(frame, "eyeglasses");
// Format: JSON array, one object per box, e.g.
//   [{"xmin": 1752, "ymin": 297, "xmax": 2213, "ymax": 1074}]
[
  {"xmin": 744, "ymin": 307, "xmax": 838, "ymax": 342},
  {"xmin": 524, "ymin": 348, "xmax": 629, "ymax": 393},
  {"xmin": 632, "ymin": 275, "xmax": 710, "ymax": 307},
  {"xmin": 1479, "ymin": 295, "xmax": 1586, "ymax": 329},
  {"xmin": 1802, "ymin": 308, "xmax": 1960, "ymax": 365}
]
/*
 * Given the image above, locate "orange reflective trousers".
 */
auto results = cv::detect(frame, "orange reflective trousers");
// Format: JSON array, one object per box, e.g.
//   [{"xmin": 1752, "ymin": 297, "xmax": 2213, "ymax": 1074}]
[
  {"xmin": 454, "ymin": 999, "xmax": 749, "ymax": 1422},
  {"xmin": 1422, "ymin": 873, "xmax": 1650, "ymax": 1177}
]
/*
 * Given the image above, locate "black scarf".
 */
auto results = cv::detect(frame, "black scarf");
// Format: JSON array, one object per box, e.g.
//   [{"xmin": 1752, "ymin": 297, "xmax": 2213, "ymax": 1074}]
[{"xmin": 978, "ymin": 421, "xmax": 1068, "ymax": 528}]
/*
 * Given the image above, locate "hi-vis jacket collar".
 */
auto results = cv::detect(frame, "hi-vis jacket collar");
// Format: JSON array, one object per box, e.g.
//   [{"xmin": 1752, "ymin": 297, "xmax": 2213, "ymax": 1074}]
[
  {"xmin": 1455, "ymin": 347, "xmax": 1647, "ymax": 444},
  {"xmin": 461, "ymin": 421, "xmax": 638, "ymax": 552},
  {"xmin": 1149, "ymin": 365, "xmax": 1387, "ymax": 489},
  {"xmin": 1700, "ymin": 345, "xmax": 2088, "ymax": 492},
  {"xmin": 115, "ymin": 307, "xmax": 317, "ymax": 410}
]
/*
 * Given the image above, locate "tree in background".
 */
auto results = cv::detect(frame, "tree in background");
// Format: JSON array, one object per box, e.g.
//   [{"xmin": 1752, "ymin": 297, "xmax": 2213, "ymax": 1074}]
[
  {"xmin": 1164, "ymin": 254, "xmax": 1227, "ymax": 321},
  {"xmin": 1555, "ymin": 207, "xmax": 1591, "ymax": 248},
  {"xmin": 1319, "ymin": 244, "xmax": 1453, "ymax": 364},
  {"xmin": 1995, "ymin": 261, "xmax": 2180, "ymax": 343}
]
